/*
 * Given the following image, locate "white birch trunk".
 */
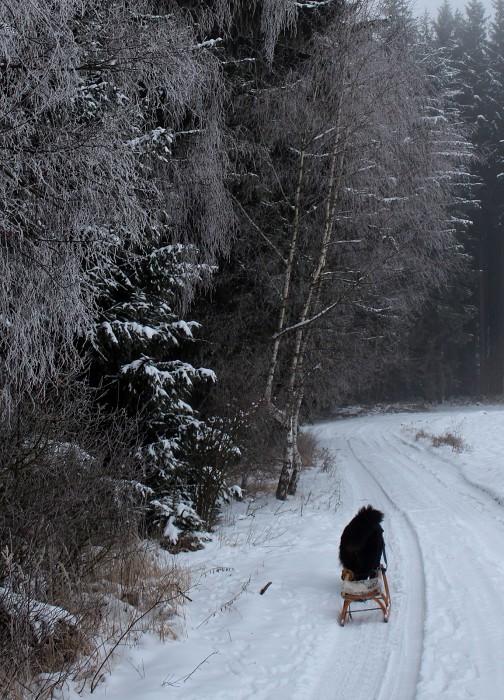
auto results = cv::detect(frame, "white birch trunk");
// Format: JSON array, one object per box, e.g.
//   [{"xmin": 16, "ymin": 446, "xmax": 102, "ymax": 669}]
[{"xmin": 276, "ymin": 84, "xmax": 348, "ymax": 499}]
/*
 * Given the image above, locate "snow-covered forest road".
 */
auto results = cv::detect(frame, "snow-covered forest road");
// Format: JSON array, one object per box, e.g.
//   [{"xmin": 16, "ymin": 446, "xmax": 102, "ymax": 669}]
[
  {"xmin": 78, "ymin": 406, "xmax": 504, "ymax": 700},
  {"xmin": 314, "ymin": 407, "xmax": 504, "ymax": 699}
]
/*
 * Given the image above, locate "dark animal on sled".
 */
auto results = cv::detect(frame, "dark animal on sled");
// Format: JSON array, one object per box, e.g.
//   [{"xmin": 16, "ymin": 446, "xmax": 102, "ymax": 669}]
[
  {"xmin": 339, "ymin": 505, "xmax": 384, "ymax": 580},
  {"xmin": 338, "ymin": 505, "xmax": 390, "ymax": 626}
]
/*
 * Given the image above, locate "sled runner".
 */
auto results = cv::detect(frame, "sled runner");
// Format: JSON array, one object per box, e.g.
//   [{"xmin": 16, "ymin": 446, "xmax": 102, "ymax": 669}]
[{"xmin": 340, "ymin": 565, "xmax": 391, "ymax": 627}]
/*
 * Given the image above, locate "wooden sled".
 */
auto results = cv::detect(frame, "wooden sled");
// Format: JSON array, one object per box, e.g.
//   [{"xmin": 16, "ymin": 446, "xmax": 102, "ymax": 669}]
[{"xmin": 340, "ymin": 565, "xmax": 391, "ymax": 627}]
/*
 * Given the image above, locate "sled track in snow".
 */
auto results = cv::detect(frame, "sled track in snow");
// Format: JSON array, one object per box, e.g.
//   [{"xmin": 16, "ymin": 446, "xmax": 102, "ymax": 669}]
[
  {"xmin": 345, "ymin": 438, "xmax": 426, "ymax": 700},
  {"xmin": 75, "ymin": 409, "xmax": 504, "ymax": 700},
  {"xmin": 304, "ymin": 419, "xmax": 427, "ymax": 700},
  {"xmin": 344, "ymin": 417, "xmax": 504, "ymax": 698}
]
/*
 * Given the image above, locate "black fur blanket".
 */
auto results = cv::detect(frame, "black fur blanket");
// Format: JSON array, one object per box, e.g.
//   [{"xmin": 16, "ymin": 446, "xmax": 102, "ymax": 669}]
[{"xmin": 339, "ymin": 505, "xmax": 384, "ymax": 580}]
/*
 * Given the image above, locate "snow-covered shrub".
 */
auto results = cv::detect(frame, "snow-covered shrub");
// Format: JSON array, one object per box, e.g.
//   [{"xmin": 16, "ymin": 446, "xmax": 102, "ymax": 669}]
[
  {"xmin": 0, "ymin": 384, "xmax": 139, "ymax": 565},
  {"xmin": 414, "ymin": 421, "xmax": 468, "ymax": 452},
  {"xmin": 0, "ymin": 535, "xmax": 191, "ymax": 697},
  {"xmin": 0, "ymin": 557, "xmax": 94, "ymax": 699}
]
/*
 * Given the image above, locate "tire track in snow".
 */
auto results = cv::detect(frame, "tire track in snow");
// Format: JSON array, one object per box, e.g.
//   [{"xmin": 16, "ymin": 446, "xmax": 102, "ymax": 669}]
[{"xmin": 394, "ymin": 430, "xmax": 504, "ymax": 520}]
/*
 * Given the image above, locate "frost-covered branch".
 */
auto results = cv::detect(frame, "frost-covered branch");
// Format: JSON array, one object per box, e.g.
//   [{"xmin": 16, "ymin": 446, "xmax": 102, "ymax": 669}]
[{"xmin": 0, "ymin": 0, "xmax": 233, "ymax": 413}]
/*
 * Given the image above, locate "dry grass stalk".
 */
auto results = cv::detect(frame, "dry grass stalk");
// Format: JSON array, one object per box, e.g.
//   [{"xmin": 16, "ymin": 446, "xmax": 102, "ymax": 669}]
[{"xmin": 0, "ymin": 539, "xmax": 191, "ymax": 699}]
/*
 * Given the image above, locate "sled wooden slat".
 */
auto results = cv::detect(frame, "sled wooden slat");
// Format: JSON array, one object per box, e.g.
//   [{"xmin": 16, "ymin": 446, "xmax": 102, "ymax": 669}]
[{"xmin": 340, "ymin": 565, "xmax": 391, "ymax": 627}]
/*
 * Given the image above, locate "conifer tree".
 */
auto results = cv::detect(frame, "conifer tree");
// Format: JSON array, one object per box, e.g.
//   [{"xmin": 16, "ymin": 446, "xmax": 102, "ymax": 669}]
[
  {"xmin": 89, "ymin": 235, "xmax": 220, "ymax": 539},
  {"xmin": 448, "ymin": 0, "xmax": 504, "ymax": 393},
  {"xmin": 433, "ymin": 0, "xmax": 456, "ymax": 48},
  {"xmin": 371, "ymin": 0, "xmax": 477, "ymax": 402},
  {"xmin": 479, "ymin": 0, "xmax": 504, "ymax": 391}
]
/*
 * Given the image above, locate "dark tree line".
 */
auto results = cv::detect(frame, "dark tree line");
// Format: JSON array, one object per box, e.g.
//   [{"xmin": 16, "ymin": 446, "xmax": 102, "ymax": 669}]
[
  {"xmin": 450, "ymin": 0, "xmax": 504, "ymax": 395},
  {"xmin": 376, "ymin": 0, "xmax": 504, "ymax": 400}
]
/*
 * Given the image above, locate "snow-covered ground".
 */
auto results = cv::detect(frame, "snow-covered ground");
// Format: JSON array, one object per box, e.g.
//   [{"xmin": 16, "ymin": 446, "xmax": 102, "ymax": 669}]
[{"xmin": 72, "ymin": 404, "xmax": 504, "ymax": 700}]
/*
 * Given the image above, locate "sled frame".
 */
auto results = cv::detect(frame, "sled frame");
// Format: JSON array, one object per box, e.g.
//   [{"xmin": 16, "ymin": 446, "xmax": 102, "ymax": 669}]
[{"xmin": 340, "ymin": 565, "xmax": 391, "ymax": 627}]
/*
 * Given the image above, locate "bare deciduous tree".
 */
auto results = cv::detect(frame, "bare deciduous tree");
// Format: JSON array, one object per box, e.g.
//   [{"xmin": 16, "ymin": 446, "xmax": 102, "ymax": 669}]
[{"xmin": 245, "ymin": 0, "xmax": 471, "ymax": 498}]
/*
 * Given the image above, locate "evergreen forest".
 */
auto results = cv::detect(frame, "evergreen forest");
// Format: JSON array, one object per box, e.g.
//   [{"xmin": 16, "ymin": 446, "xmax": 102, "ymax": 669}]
[{"xmin": 0, "ymin": 0, "xmax": 503, "ymax": 694}]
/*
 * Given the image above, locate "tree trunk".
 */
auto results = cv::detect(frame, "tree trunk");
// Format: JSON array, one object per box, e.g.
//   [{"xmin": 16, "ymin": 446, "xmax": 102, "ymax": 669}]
[
  {"xmin": 274, "ymin": 103, "xmax": 347, "ymax": 499},
  {"xmin": 276, "ymin": 417, "xmax": 296, "ymax": 500},
  {"xmin": 265, "ymin": 139, "xmax": 307, "ymax": 411},
  {"xmin": 287, "ymin": 389, "xmax": 304, "ymax": 495}
]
